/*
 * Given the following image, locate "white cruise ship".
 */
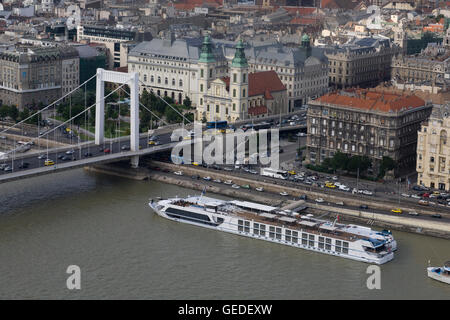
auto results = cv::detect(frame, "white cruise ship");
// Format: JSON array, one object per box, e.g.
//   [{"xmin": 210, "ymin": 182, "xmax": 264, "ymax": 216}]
[{"xmin": 149, "ymin": 195, "xmax": 397, "ymax": 264}]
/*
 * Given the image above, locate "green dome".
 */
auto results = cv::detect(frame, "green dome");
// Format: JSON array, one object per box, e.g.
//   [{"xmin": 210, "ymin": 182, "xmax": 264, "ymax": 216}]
[
  {"xmin": 231, "ymin": 39, "xmax": 248, "ymax": 68},
  {"xmin": 199, "ymin": 35, "xmax": 215, "ymax": 63}
]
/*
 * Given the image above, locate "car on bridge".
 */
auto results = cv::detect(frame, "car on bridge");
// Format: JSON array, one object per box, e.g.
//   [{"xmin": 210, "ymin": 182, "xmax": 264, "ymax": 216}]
[
  {"xmin": 104, "ymin": 148, "xmax": 111, "ymax": 154},
  {"xmin": 84, "ymin": 152, "xmax": 93, "ymax": 158},
  {"xmin": 391, "ymin": 208, "xmax": 402, "ymax": 214},
  {"xmin": 44, "ymin": 160, "xmax": 55, "ymax": 166}
]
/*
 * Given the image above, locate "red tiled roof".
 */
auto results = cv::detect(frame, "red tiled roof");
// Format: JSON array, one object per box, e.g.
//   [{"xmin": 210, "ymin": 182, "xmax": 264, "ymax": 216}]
[
  {"xmin": 248, "ymin": 105, "xmax": 268, "ymax": 116},
  {"xmin": 280, "ymin": 6, "xmax": 317, "ymax": 15},
  {"xmin": 221, "ymin": 70, "xmax": 286, "ymax": 97},
  {"xmin": 114, "ymin": 66, "xmax": 128, "ymax": 73},
  {"xmin": 315, "ymin": 89, "xmax": 425, "ymax": 113},
  {"xmin": 173, "ymin": 0, "xmax": 222, "ymax": 10},
  {"xmin": 290, "ymin": 17, "xmax": 320, "ymax": 25},
  {"xmin": 248, "ymin": 71, "xmax": 286, "ymax": 97}
]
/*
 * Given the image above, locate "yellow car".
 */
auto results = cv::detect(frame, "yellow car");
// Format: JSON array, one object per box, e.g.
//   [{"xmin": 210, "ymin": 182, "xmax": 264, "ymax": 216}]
[
  {"xmin": 183, "ymin": 136, "xmax": 191, "ymax": 140},
  {"xmin": 44, "ymin": 160, "xmax": 55, "ymax": 166},
  {"xmin": 192, "ymin": 162, "xmax": 199, "ymax": 166},
  {"xmin": 391, "ymin": 208, "xmax": 402, "ymax": 214},
  {"xmin": 325, "ymin": 183, "xmax": 336, "ymax": 188},
  {"xmin": 288, "ymin": 170, "xmax": 296, "ymax": 175},
  {"xmin": 148, "ymin": 140, "xmax": 156, "ymax": 145}
]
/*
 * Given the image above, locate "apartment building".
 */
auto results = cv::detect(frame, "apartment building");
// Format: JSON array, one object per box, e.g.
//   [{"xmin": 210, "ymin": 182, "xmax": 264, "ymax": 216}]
[
  {"xmin": 306, "ymin": 88, "xmax": 433, "ymax": 174},
  {"xmin": 417, "ymin": 104, "xmax": 450, "ymax": 190}
]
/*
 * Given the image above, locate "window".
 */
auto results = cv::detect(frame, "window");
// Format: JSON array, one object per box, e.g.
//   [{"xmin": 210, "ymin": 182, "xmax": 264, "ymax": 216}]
[
  {"xmin": 233, "ymin": 89, "xmax": 236, "ymax": 97},
  {"xmin": 200, "ymin": 69, "xmax": 204, "ymax": 78},
  {"xmin": 260, "ymin": 225, "xmax": 266, "ymax": 237},
  {"xmin": 285, "ymin": 229, "xmax": 291, "ymax": 242},
  {"xmin": 242, "ymin": 89, "xmax": 246, "ymax": 97},
  {"xmin": 200, "ymin": 98, "xmax": 203, "ymax": 106},
  {"xmin": 308, "ymin": 235, "xmax": 315, "ymax": 247},
  {"xmin": 342, "ymin": 242, "xmax": 349, "ymax": 254},
  {"xmin": 200, "ymin": 84, "xmax": 204, "ymax": 92},
  {"xmin": 232, "ymin": 103, "xmax": 236, "ymax": 111},
  {"xmin": 238, "ymin": 220, "xmax": 243, "ymax": 232},
  {"xmin": 244, "ymin": 221, "xmax": 250, "ymax": 233},
  {"xmin": 292, "ymin": 231, "xmax": 298, "ymax": 243},
  {"xmin": 216, "ymin": 105, "xmax": 219, "ymax": 113},
  {"xmin": 233, "ymin": 73, "xmax": 237, "ymax": 83},
  {"xmin": 243, "ymin": 73, "xmax": 247, "ymax": 83},
  {"xmin": 253, "ymin": 223, "xmax": 260, "ymax": 235},
  {"xmin": 318, "ymin": 236, "xmax": 325, "ymax": 249},
  {"xmin": 325, "ymin": 238, "xmax": 331, "ymax": 250},
  {"xmin": 276, "ymin": 227, "xmax": 282, "ymax": 240},
  {"xmin": 269, "ymin": 226, "xmax": 275, "ymax": 238},
  {"xmin": 302, "ymin": 233, "xmax": 308, "ymax": 246},
  {"xmin": 209, "ymin": 69, "xmax": 213, "ymax": 78},
  {"xmin": 335, "ymin": 240, "xmax": 342, "ymax": 253},
  {"xmin": 179, "ymin": 79, "xmax": 183, "ymax": 87}
]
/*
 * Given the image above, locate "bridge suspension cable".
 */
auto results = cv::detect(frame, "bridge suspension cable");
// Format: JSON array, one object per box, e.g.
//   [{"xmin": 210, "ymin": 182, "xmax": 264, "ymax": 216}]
[
  {"xmin": 0, "ymin": 73, "xmax": 97, "ymax": 136},
  {"xmin": 6, "ymin": 81, "xmax": 128, "ymax": 155},
  {"xmin": 138, "ymin": 80, "xmax": 192, "ymax": 125}
]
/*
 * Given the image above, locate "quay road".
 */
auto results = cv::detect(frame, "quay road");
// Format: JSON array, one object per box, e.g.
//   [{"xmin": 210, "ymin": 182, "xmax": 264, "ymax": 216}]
[
  {"xmin": 149, "ymin": 168, "xmax": 450, "ymax": 226},
  {"xmin": 150, "ymin": 160, "xmax": 450, "ymax": 217}
]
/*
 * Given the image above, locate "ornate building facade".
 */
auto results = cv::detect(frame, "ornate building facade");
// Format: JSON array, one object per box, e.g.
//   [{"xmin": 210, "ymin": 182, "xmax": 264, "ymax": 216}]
[
  {"xmin": 417, "ymin": 104, "xmax": 450, "ymax": 190},
  {"xmin": 306, "ymin": 88, "xmax": 433, "ymax": 174},
  {"xmin": 324, "ymin": 36, "xmax": 401, "ymax": 89}
]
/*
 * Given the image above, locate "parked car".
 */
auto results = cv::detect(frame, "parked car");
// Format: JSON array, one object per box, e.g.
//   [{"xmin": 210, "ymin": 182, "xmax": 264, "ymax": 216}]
[
  {"xmin": 360, "ymin": 205, "xmax": 369, "ymax": 209},
  {"xmin": 431, "ymin": 214, "xmax": 442, "ymax": 219}
]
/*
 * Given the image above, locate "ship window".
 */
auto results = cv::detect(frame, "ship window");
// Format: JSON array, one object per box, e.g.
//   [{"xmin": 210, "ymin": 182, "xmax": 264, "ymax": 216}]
[
  {"xmin": 302, "ymin": 233, "xmax": 308, "ymax": 246},
  {"xmin": 325, "ymin": 238, "xmax": 332, "ymax": 250},
  {"xmin": 342, "ymin": 242, "xmax": 349, "ymax": 254},
  {"xmin": 244, "ymin": 221, "xmax": 250, "ymax": 233},
  {"xmin": 276, "ymin": 227, "xmax": 282, "ymax": 240},
  {"xmin": 335, "ymin": 240, "xmax": 342, "ymax": 253},
  {"xmin": 253, "ymin": 223, "xmax": 260, "ymax": 235},
  {"xmin": 308, "ymin": 235, "xmax": 315, "ymax": 247},
  {"xmin": 285, "ymin": 229, "xmax": 291, "ymax": 242},
  {"xmin": 292, "ymin": 231, "xmax": 298, "ymax": 243},
  {"xmin": 217, "ymin": 217, "xmax": 224, "ymax": 224},
  {"xmin": 318, "ymin": 236, "xmax": 325, "ymax": 249},
  {"xmin": 238, "ymin": 220, "xmax": 244, "ymax": 232},
  {"xmin": 165, "ymin": 208, "xmax": 213, "ymax": 226},
  {"xmin": 269, "ymin": 226, "xmax": 275, "ymax": 238},
  {"xmin": 260, "ymin": 225, "xmax": 266, "ymax": 236}
]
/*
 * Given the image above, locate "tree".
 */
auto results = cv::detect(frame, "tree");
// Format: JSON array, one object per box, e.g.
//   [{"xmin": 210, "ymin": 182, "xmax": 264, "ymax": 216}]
[
  {"xmin": 0, "ymin": 105, "xmax": 10, "ymax": 119},
  {"xmin": 331, "ymin": 151, "xmax": 348, "ymax": 171},
  {"xmin": 8, "ymin": 106, "xmax": 19, "ymax": 122},
  {"xmin": 183, "ymin": 96, "xmax": 192, "ymax": 109},
  {"xmin": 379, "ymin": 156, "xmax": 396, "ymax": 178}
]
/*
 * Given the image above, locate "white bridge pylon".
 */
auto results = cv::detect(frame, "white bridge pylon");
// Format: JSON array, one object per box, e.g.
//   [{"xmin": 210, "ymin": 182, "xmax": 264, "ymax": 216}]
[{"xmin": 95, "ymin": 68, "xmax": 140, "ymax": 168}]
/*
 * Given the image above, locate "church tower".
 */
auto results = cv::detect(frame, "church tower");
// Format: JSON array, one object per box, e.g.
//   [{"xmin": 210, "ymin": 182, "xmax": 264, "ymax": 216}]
[
  {"xmin": 197, "ymin": 35, "xmax": 216, "ymax": 120},
  {"xmin": 230, "ymin": 39, "xmax": 249, "ymax": 121}
]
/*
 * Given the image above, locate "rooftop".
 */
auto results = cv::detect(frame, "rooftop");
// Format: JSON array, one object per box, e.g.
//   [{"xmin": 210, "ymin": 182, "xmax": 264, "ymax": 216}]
[{"xmin": 314, "ymin": 88, "xmax": 426, "ymax": 113}]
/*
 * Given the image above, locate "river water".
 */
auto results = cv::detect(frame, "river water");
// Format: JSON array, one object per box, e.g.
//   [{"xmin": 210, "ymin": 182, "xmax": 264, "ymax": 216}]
[{"xmin": 0, "ymin": 169, "xmax": 449, "ymax": 299}]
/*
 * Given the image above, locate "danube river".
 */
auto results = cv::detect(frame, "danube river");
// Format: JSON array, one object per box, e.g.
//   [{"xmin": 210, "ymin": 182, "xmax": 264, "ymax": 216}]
[{"xmin": 0, "ymin": 169, "xmax": 448, "ymax": 299}]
